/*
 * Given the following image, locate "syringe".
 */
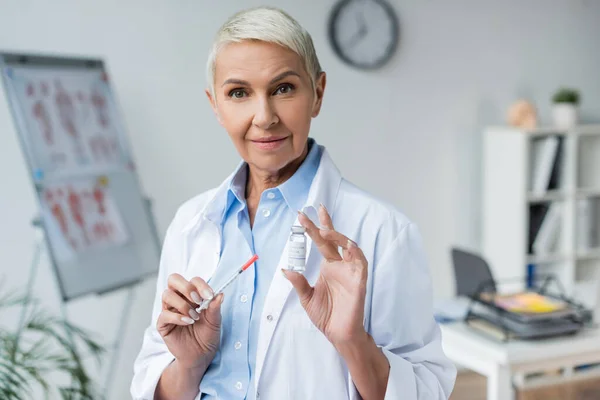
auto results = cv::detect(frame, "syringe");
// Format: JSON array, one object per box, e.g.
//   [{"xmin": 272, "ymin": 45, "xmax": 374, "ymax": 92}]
[{"xmin": 196, "ymin": 254, "xmax": 258, "ymax": 312}]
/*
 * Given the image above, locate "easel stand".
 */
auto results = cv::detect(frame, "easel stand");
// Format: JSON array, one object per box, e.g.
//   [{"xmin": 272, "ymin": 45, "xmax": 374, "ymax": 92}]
[{"xmin": 20, "ymin": 217, "xmax": 143, "ymax": 395}]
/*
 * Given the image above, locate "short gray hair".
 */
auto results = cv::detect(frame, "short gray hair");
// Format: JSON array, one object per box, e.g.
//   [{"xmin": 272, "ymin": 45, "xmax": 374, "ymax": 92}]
[{"xmin": 206, "ymin": 6, "xmax": 322, "ymax": 98}]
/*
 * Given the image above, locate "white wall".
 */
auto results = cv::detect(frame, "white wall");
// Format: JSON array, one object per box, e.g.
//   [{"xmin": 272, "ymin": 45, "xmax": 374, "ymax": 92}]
[{"xmin": 1, "ymin": 0, "xmax": 599, "ymax": 398}]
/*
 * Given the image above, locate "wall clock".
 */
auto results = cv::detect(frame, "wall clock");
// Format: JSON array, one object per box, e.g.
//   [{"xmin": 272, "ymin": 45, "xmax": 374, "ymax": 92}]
[{"xmin": 328, "ymin": 0, "xmax": 400, "ymax": 70}]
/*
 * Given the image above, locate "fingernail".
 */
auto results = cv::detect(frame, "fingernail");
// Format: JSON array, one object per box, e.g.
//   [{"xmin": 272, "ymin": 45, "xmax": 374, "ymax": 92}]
[
  {"xmin": 202, "ymin": 289, "xmax": 214, "ymax": 300},
  {"xmin": 189, "ymin": 308, "xmax": 200, "ymax": 321},
  {"xmin": 181, "ymin": 316, "xmax": 195, "ymax": 325},
  {"xmin": 297, "ymin": 210, "xmax": 307, "ymax": 217},
  {"xmin": 347, "ymin": 239, "xmax": 356, "ymax": 248},
  {"xmin": 191, "ymin": 291, "xmax": 202, "ymax": 304},
  {"xmin": 320, "ymin": 203, "xmax": 327, "ymax": 213}
]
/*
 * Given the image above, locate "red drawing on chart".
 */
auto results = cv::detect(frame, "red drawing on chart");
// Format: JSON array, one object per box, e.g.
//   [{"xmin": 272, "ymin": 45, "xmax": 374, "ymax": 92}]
[
  {"xmin": 91, "ymin": 85, "xmax": 109, "ymax": 128},
  {"xmin": 32, "ymin": 100, "xmax": 53, "ymax": 145},
  {"xmin": 55, "ymin": 80, "xmax": 86, "ymax": 162},
  {"xmin": 68, "ymin": 187, "xmax": 89, "ymax": 245},
  {"xmin": 45, "ymin": 189, "xmax": 74, "ymax": 246},
  {"xmin": 55, "ymin": 80, "xmax": 77, "ymax": 138},
  {"xmin": 45, "ymin": 182, "xmax": 128, "ymax": 253},
  {"xmin": 27, "ymin": 83, "xmax": 35, "ymax": 97},
  {"xmin": 93, "ymin": 185, "xmax": 106, "ymax": 215},
  {"xmin": 51, "ymin": 203, "xmax": 69, "ymax": 236}
]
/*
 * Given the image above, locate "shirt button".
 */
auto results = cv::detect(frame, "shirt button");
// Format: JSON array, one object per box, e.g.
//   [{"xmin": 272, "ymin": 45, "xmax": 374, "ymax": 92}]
[
  {"xmin": 262, "ymin": 209, "xmax": 271, "ymax": 218},
  {"xmin": 267, "ymin": 192, "xmax": 275, "ymax": 199},
  {"xmin": 235, "ymin": 341, "xmax": 242, "ymax": 350},
  {"xmin": 235, "ymin": 381, "xmax": 243, "ymax": 390},
  {"xmin": 240, "ymin": 294, "xmax": 248, "ymax": 303},
  {"xmin": 266, "ymin": 314, "xmax": 273, "ymax": 322}
]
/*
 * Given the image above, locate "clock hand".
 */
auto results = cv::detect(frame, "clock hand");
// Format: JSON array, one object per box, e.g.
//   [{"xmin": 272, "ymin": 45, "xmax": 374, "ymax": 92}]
[{"xmin": 346, "ymin": 14, "xmax": 368, "ymax": 48}]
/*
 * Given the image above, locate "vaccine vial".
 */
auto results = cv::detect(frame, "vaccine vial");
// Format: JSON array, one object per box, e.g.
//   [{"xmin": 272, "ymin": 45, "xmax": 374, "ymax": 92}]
[{"xmin": 288, "ymin": 225, "xmax": 307, "ymax": 272}]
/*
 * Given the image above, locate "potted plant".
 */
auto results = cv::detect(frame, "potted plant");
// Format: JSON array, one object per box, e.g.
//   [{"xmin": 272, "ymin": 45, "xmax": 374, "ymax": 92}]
[
  {"xmin": 552, "ymin": 87, "xmax": 580, "ymax": 129},
  {"xmin": 0, "ymin": 287, "xmax": 105, "ymax": 399}
]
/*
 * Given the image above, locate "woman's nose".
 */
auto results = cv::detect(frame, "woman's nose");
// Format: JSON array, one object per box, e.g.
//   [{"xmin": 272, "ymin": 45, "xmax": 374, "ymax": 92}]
[{"xmin": 252, "ymin": 97, "xmax": 279, "ymax": 130}]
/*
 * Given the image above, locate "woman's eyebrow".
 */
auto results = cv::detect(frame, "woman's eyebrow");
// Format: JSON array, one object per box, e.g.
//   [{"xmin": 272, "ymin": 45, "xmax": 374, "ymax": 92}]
[
  {"xmin": 221, "ymin": 70, "xmax": 301, "ymax": 87},
  {"xmin": 269, "ymin": 70, "xmax": 301, "ymax": 84},
  {"xmin": 221, "ymin": 78, "xmax": 249, "ymax": 87}
]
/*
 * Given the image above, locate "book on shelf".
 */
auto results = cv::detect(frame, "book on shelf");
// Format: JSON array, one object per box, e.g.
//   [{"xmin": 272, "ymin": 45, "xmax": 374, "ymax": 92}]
[
  {"xmin": 529, "ymin": 202, "xmax": 562, "ymax": 255},
  {"xmin": 532, "ymin": 202, "xmax": 562, "ymax": 255},
  {"xmin": 530, "ymin": 135, "xmax": 563, "ymax": 196},
  {"xmin": 529, "ymin": 203, "xmax": 549, "ymax": 254}
]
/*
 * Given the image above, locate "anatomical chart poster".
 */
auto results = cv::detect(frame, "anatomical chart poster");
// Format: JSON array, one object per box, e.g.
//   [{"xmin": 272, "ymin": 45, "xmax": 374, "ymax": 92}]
[
  {"xmin": 40, "ymin": 177, "xmax": 129, "ymax": 262},
  {"xmin": 5, "ymin": 66, "xmax": 127, "ymax": 179}
]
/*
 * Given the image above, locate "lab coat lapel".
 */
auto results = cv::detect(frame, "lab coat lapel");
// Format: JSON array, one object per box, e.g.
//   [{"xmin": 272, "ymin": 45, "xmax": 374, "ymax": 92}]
[
  {"xmin": 181, "ymin": 166, "xmax": 238, "ymax": 280},
  {"xmin": 253, "ymin": 149, "xmax": 342, "ymax": 395}
]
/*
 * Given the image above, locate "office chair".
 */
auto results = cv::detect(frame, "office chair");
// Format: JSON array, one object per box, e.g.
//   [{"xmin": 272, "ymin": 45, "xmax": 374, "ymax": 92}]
[{"xmin": 451, "ymin": 248, "xmax": 497, "ymax": 297}]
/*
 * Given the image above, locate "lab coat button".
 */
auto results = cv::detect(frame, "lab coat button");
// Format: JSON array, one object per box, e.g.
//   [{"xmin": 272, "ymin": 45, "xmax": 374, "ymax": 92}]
[
  {"xmin": 235, "ymin": 381, "xmax": 243, "ymax": 390},
  {"xmin": 235, "ymin": 341, "xmax": 242, "ymax": 350},
  {"xmin": 266, "ymin": 314, "xmax": 273, "ymax": 322},
  {"xmin": 267, "ymin": 192, "xmax": 275, "ymax": 199},
  {"xmin": 240, "ymin": 294, "xmax": 248, "ymax": 303},
  {"xmin": 262, "ymin": 209, "xmax": 271, "ymax": 218}
]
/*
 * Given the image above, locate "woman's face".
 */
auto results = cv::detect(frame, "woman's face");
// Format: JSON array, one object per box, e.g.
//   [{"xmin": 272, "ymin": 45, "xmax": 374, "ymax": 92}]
[{"xmin": 207, "ymin": 41, "xmax": 326, "ymax": 175}]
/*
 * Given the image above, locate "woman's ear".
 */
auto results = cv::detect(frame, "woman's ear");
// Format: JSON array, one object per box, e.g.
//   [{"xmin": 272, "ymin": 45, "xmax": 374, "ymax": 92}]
[
  {"xmin": 311, "ymin": 71, "xmax": 327, "ymax": 118},
  {"xmin": 205, "ymin": 88, "xmax": 223, "ymax": 126}
]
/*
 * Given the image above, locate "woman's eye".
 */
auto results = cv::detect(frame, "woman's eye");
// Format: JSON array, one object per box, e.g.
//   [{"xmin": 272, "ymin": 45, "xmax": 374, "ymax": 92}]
[
  {"xmin": 274, "ymin": 83, "xmax": 294, "ymax": 95},
  {"xmin": 229, "ymin": 89, "xmax": 247, "ymax": 99}
]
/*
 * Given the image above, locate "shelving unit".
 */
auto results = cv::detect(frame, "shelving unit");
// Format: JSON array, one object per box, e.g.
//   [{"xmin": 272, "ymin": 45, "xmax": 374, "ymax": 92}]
[{"xmin": 482, "ymin": 124, "xmax": 600, "ymax": 316}]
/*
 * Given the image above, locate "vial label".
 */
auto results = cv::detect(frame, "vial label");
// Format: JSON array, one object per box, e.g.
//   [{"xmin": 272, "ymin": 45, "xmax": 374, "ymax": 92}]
[
  {"xmin": 288, "ymin": 242, "xmax": 306, "ymax": 257},
  {"xmin": 288, "ymin": 242, "xmax": 306, "ymax": 272}
]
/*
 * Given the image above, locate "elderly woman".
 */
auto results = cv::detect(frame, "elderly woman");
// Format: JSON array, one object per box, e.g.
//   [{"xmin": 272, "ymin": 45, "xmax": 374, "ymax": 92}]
[{"xmin": 132, "ymin": 6, "xmax": 455, "ymax": 400}]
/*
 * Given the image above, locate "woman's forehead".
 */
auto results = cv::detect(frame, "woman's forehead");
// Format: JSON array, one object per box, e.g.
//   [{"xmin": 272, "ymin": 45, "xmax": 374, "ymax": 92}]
[{"xmin": 214, "ymin": 41, "xmax": 307, "ymax": 84}]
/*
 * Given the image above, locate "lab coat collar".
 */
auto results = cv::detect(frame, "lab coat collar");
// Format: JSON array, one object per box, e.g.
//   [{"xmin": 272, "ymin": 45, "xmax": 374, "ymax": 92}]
[{"xmin": 181, "ymin": 144, "xmax": 342, "ymax": 234}]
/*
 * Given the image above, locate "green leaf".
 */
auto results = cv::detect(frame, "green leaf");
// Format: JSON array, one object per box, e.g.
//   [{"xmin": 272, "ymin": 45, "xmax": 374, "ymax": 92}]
[{"xmin": 0, "ymin": 287, "xmax": 106, "ymax": 399}]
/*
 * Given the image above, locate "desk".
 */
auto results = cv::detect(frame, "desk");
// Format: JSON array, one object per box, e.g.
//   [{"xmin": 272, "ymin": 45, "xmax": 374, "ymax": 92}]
[{"xmin": 440, "ymin": 323, "xmax": 600, "ymax": 400}]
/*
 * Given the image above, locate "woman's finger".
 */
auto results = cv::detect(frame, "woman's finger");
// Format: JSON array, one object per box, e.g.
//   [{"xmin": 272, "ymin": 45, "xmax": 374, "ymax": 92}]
[
  {"xmin": 282, "ymin": 269, "xmax": 314, "ymax": 309},
  {"xmin": 162, "ymin": 289, "xmax": 200, "ymax": 321},
  {"xmin": 318, "ymin": 204, "xmax": 334, "ymax": 230},
  {"xmin": 298, "ymin": 211, "xmax": 342, "ymax": 262},
  {"xmin": 202, "ymin": 293, "xmax": 224, "ymax": 333},
  {"xmin": 190, "ymin": 277, "xmax": 215, "ymax": 303},
  {"xmin": 320, "ymin": 229, "xmax": 368, "ymax": 266},
  {"xmin": 157, "ymin": 309, "xmax": 196, "ymax": 332},
  {"xmin": 168, "ymin": 273, "xmax": 204, "ymax": 305}
]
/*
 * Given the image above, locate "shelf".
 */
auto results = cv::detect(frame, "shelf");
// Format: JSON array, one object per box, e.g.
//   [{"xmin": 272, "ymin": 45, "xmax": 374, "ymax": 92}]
[
  {"xmin": 574, "ymin": 124, "xmax": 600, "ymax": 136},
  {"xmin": 577, "ymin": 248, "xmax": 600, "ymax": 261},
  {"xmin": 576, "ymin": 188, "xmax": 600, "ymax": 199},
  {"xmin": 527, "ymin": 253, "xmax": 567, "ymax": 264},
  {"xmin": 527, "ymin": 190, "xmax": 565, "ymax": 203}
]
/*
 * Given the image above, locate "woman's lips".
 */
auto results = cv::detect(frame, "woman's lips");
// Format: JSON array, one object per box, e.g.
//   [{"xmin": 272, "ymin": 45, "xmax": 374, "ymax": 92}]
[{"xmin": 251, "ymin": 136, "xmax": 288, "ymax": 151}]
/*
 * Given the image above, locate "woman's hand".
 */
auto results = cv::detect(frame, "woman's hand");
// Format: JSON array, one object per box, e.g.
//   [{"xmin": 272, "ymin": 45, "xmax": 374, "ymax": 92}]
[
  {"xmin": 157, "ymin": 274, "xmax": 223, "ymax": 371},
  {"xmin": 283, "ymin": 205, "xmax": 369, "ymax": 348}
]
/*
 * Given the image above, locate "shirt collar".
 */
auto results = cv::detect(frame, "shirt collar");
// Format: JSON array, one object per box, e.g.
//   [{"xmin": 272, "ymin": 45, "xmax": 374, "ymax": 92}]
[
  {"xmin": 278, "ymin": 138, "xmax": 321, "ymax": 212},
  {"xmin": 224, "ymin": 138, "xmax": 321, "ymax": 215},
  {"xmin": 182, "ymin": 145, "xmax": 341, "ymax": 234}
]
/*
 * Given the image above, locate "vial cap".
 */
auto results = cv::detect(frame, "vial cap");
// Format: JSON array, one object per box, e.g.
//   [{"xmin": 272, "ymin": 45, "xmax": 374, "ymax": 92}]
[{"xmin": 291, "ymin": 225, "xmax": 305, "ymax": 234}]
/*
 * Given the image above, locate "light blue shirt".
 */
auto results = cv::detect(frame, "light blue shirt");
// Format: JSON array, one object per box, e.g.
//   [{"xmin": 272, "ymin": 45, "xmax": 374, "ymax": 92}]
[{"xmin": 200, "ymin": 139, "xmax": 322, "ymax": 399}]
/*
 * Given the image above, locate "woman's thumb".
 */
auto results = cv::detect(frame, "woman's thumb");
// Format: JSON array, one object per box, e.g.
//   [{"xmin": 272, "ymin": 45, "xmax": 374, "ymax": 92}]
[
  {"xmin": 282, "ymin": 269, "xmax": 313, "ymax": 306},
  {"xmin": 204, "ymin": 293, "xmax": 223, "ymax": 328}
]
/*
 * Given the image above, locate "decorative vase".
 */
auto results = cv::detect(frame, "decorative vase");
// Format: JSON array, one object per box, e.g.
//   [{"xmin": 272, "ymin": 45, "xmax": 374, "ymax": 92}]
[{"xmin": 552, "ymin": 103, "xmax": 578, "ymax": 129}]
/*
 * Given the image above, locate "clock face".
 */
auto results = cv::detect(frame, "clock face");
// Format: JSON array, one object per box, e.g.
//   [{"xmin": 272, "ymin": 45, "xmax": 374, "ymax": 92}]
[{"xmin": 328, "ymin": 0, "xmax": 400, "ymax": 70}]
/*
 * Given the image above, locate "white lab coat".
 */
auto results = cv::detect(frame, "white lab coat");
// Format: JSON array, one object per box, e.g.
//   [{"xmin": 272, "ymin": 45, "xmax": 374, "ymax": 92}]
[{"xmin": 131, "ymin": 147, "xmax": 456, "ymax": 399}]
